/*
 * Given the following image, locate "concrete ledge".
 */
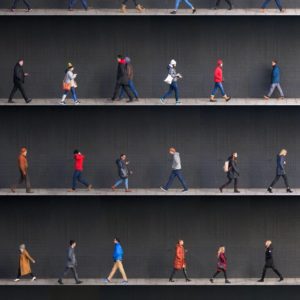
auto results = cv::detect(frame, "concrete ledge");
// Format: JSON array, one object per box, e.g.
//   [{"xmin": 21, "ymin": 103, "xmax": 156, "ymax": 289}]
[
  {"xmin": 2, "ymin": 98, "xmax": 300, "ymax": 106},
  {"xmin": 0, "ymin": 278, "xmax": 297, "ymax": 285},
  {"xmin": 1, "ymin": 188, "xmax": 298, "ymax": 196},
  {"xmin": 0, "ymin": 8, "xmax": 298, "ymax": 16}
]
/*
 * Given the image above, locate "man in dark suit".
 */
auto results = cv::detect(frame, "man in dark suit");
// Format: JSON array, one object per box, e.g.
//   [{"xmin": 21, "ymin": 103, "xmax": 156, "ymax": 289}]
[
  {"xmin": 58, "ymin": 240, "xmax": 82, "ymax": 285},
  {"xmin": 111, "ymin": 55, "xmax": 134, "ymax": 103},
  {"xmin": 258, "ymin": 240, "xmax": 284, "ymax": 282},
  {"xmin": 11, "ymin": 0, "xmax": 31, "ymax": 12},
  {"xmin": 8, "ymin": 59, "xmax": 32, "ymax": 103}
]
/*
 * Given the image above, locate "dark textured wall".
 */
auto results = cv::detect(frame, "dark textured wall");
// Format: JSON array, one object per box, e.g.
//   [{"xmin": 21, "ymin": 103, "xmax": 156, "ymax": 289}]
[
  {"xmin": 0, "ymin": 196, "xmax": 299, "ymax": 278},
  {"xmin": 0, "ymin": 106, "xmax": 299, "ymax": 189},
  {"xmin": 0, "ymin": 0, "xmax": 299, "ymax": 9},
  {"xmin": 0, "ymin": 17, "xmax": 300, "ymax": 98}
]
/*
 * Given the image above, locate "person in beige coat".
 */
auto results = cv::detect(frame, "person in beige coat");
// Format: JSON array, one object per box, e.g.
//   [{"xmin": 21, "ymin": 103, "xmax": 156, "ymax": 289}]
[{"xmin": 14, "ymin": 244, "xmax": 36, "ymax": 282}]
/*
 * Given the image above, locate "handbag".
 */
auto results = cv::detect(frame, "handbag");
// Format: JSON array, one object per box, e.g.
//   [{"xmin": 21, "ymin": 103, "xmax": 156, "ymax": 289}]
[
  {"xmin": 164, "ymin": 74, "xmax": 173, "ymax": 85},
  {"xmin": 62, "ymin": 81, "xmax": 71, "ymax": 91}
]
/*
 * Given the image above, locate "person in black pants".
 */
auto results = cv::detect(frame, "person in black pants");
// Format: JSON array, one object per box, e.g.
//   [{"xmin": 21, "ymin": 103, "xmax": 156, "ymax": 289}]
[
  {"xmin": 267, "ymin": 149, "xmax": 293, "ymax": 193},
  {"xmin": 111, "ymin": 55, "xmax": 134, "ymax": 103},
  {"xmin": 258, "ymin": 240, "xmax": 283, "ymax": 282},
  {"xmin": 219, "ymin": 152, "xmax": 240, "ymax": 193},
  {"xmin": 209, "ymin": 246, "xmax": 230, "ymax": 284},
  {"xmin": 214, "ymin": 0, "xmax": 232, "ymax": 10},
  {"xmin": 11, "ymin": 0, "xmax": 32, "ymax": 12},
  {"xmin": 8, "ymin": 59, "xmax": 32, "ymax": 103}
]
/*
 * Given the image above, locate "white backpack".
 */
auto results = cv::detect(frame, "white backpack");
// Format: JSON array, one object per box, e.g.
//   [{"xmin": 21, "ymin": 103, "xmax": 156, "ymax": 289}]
[{"xmin": 223, "ymin": 161, "xmax": 229, "ymax": 172}]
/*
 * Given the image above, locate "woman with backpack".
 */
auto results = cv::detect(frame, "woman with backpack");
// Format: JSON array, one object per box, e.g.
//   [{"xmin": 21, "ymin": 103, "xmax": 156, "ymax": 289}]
[{"xmin": 219, "ymin": 152, "xmax": 240, "ymax": 193}]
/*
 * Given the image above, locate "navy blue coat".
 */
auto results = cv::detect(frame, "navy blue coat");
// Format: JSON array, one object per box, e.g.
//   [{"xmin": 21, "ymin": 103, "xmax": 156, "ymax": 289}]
[
  {"xmin": 271, "ymin": 65, "xmax": 280, "ymax": 84},
  {"xmin": 227, "ymin": 157, "xmax": 239, "ymax": 179},
  {"xmin": 276, "ymin": 155, "xmax": 286, "ymax": 176}
]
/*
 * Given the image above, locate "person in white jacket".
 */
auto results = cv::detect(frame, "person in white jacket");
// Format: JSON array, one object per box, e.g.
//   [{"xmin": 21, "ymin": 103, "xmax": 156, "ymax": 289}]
[{"xmin": 61, "ymin": 63, "xmax": 79, "ymax": 105}]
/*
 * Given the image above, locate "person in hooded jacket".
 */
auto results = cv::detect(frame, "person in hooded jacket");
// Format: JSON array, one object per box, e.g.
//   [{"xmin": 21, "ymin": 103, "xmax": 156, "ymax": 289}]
[
  {"xmin": 258, "ymin": 240, "xmax": 284, "ymax": 282},
  {"xmin": 210, "ymin": 59, "xmax": 231, "ymax": 102},
  {"xmin": 219, "ymin": 152, "xmax": 240, "ymax": 193},
  {"xmin": 209, "ymin": 246, "xmax": 230, "ymax": 284},
  {"xmin": 104, "ymin": 238, "xmax": 128, "ymax": 284},
  {"xmin": 160, "ymin": 59, "xmax": 183, "ymax": 105},
  {"xmin": 264, "ymin": 60, "xmax": 284, "ymax": 100},
  {"xmin": 112, "ymin": 154, "xmax": 131, "ymax": 192}
]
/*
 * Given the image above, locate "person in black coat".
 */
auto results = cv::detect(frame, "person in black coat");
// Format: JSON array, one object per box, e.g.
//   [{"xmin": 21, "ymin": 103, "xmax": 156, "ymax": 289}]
[
  {"xmin": 111, "ymin": 55, "xmax": 134, "ymax": 103},
  {"xmin": 8, "ymin": 59, "xmax": 32, "ymax": 103},
  {"xmin": 219, "ymin": 152, "xmax": 240, "ymax": 193},
  {"xmin": 258, "ymin": 240, "xmax": 283, "ymax": 282},
  {"xmin": 111, "ymin": 154, "xmax": 132, "ymax": 192},
  {"xmin": 267, "ymin": 149, "xmax": 292, "ymax": 193},
  {"xmin": 11, "ymin": 0, "xmax": 32, "ymax": 12}
]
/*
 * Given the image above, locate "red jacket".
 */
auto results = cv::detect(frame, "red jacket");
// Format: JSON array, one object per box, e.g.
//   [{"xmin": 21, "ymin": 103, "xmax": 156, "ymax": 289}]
[
  {"xmin": 173, "ymin": 244, "xmax": 186, "ymax": 270},
  {"xmin": 214, "ymin": 66, "xmax": 223, "ymax": 83},
  {"xmin": 74, "ymin": 153, "xmax": 85, "ymax": 171},
  {"xmin": 217, "ymin": 253, "xmax": 227, "ymax": 271}
]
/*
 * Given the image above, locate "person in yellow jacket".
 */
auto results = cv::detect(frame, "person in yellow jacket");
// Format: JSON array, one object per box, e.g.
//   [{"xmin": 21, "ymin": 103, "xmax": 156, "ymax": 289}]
[{"xmin": 14, "ymin": 244, "xmax": 36, "ymax": 282}]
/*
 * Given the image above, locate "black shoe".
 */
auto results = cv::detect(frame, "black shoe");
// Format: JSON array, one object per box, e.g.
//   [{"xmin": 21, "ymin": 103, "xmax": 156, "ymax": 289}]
[
  {"xmin": 267, "ymin": 187, "xmax": 273, "ymax": 193},
  {"xmin": 58, "ymin": 279, "xmax": 63, "ymax": 285},
  {"xmin": 225, "ymin": 280, "xmax": 231, "ymax": 284},
  {"xmin": 170, "ymin": 10, "xmax": 177, "ymax": 14},
  {"xmin": 279, "ymin": 277, "xmax": 284, "ymax": 282},
  {"xmin": 287, "ymin": 189, "xmax": 293, "ymax": 193},
  {"xmin": 26, "ymin": 190, "xmax": 34, "ymax": 193},
  {"xmin": 126, "ymin": 99, "xmax": 133, "ymax": 103},
  {"xmin": 186, "ymin": 278, "xmax": 191, "ymax": 282},
  {"xmin": 228, "ymin": 6, "xmax": 232, "ymax": 10},
  {"xmin": 234, "ymin": 190, "xmax": 240, "ymax": 193},
  {"xmin": 76, "ymin": 281, "xmax": 83, "ymax": 284},
  {"xmin": 8, "ymin": 100, "xmax": 15, "ymax": 103},
  {"xmin": 257, "ymin": 279, "xmax": 264, "ymax": 282},
  {"xmin": 192, "ymin": 8, "xmax": 196, "ymax": 14},
  {"xmin": 26, "ymin": 99, "xmax": 32, "ymax": 103},
  {"xmin": 213, "ymin": 6, "xmax": 218, "ymax": 10},
  {"xmin": 169, "ymin": 279, "xmax": 175, "ymax": 282},
  {"xmin": 219, "ymin": 187, "xmax": 223, "ymax": 193},
  {"xmin": 209, "ymin": 278, "xmax": 214, "ymax": 283},
  {"xmin": 134, "ymin": 98, "xmax": 139, "ymax": 101}
]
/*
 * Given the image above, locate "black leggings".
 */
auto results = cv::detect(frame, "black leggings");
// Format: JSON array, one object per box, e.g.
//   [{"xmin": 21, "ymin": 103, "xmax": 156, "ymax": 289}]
[
  {"xmin": 212, "ymin": 269, "xmax": 228, "ymax": 280},
  {"xmin": 261, "ymin": 265, "xmax": 282, "ymax": 280},
  {"xmin": 220, "ymin": 178, "xmax": 238, "ymax": 191},
  {"xmin": 17, "ymin": 268, "xmax": 35, "ymax": 279},
  {"xmin": 169, "ymin": 268, "xmax": 189, "ymax": 280},
  {"xmin": 215, "ymin": 0, "xmax": 232, "ymax": 8},
  {"xmin": 269, "ymin": 174, "xmax": 290, "ymax": 189}
]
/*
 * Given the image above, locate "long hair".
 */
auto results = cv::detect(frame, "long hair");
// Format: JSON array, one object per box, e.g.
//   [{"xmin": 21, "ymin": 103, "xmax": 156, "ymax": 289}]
[{"xmin": 217, "ymin": 246, "xmax": 225, "ymax": 257}]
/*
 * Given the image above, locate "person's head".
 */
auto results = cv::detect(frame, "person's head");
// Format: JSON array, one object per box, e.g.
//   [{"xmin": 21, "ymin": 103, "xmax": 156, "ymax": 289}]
[
  {"xmin": 217, "ymin": 59, "xmax": 223, "ymax": 67},
  {"xmin": 114, "ymin": 237, "xmax": 120, "ymax": 244},
  {"xmin": 265, "ymin": 240, "xmax": 272, "ymax": 248},
  {"xmin": 169, "ymin": 147, "xmax": 176, "ymax": 155},
  {"xmin": 73, "ymin": 149, "xmax": 79, "ymax": 155},
  {"xmin": 232, "ymin": 152, "xmax": 238, "ymax": 159},
  {"xmin": 218, "ymin": 246, "xmax": 225, "ymax": 256},
  {"xmin": 67, "ymin": 62, "xmax": 74, "ymax": 71},
  {"xmin": 280, "ymin": 149, "xmax": 287, "ymax": 156},
  {"xmin": 117, "ymin": 54, "xmax": 124, "ymax": 62},
  {"xmin": 20, "ymin": 147, "xmax": 27, "ymax": 156},
  {"xmin": 178, "ymin": 240, "xmax": 184, "ymax": 246},
  {"xmin": 120, "ymin": 154, "xmax": 126, "ymax": 160},
  {"xmin": 19, "ymin": 244, "xmax": 26, "ymax": 252},
  {"xmin": 272, "ymin": 60, "xmax": 277, "ymax": 66},
  {"xmin": 18, "ymin": 59, "xmax": 24, "ymax": 66},
  {"xmin": 70, "ymin": 240, "xmax": 76, "ymax": 248},
  {"xmin": 170, "ymin": 59, "xmax": 176, "ymax": 67}
]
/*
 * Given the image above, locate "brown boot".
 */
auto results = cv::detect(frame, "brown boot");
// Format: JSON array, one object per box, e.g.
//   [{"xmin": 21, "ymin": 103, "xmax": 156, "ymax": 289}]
[
  {"xmin": 136, "ymin": 4, "xmax": 145, "ymax": 13},
  {"xmin": 111, "ymin": 185, "xmax": 116, "ymax": 191},
  {"xmin": 210, "ymin": 95, "xmax": 216, "ymax": 102},
  {"xmin": 87, "ymin": 184, "xmax": 93, "ymax": 191},
  {"xmin": 223, "ymin": 95, "xmax": 231, "ymax": 102},
  {"xmin": 121, "ymin": 4, "xmax": 127, "ymax": 13}
]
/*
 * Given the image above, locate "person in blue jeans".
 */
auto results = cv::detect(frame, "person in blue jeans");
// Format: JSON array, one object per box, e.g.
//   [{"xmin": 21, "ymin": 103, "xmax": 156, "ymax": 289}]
[
  {"xmin": 11, "ymin": 0, "xmax": 31, "ymax": 11},
  {"xmin": 171, "ymin": 0, "xmax": 196, "ymax": 14},
  {"xmin": 160, "ymin": 59, "xmax": 183, "ymax": 105},
  {"xmin": 68, "ymin": 0, "xmax": 88, "ymax": 10},
  {"xmin": 119, "ymin": 57, "xmax": 139, "ymax": 101},
  {"xmin": 160, "ymin": 147, "xmax": 188, "ymax": 192},
  {"xmin": 261, "ymin": 0, "xmax": 284, "ymax": 12},
  {"xmin": 112, "ymin": 154, "xmax": 132, "ymax": 192}
]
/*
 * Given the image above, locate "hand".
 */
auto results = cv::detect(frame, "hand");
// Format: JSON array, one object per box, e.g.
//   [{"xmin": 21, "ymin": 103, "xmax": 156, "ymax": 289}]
[
  {"xmin": 126, "ymin": 161, "xmax": 130, "ymax": 165},
  {"xmin": 183, "ymin": 264, "xmax": 186, "ymax": 268},
  {"xmin": 32, "ymin": 260, "xmax": 36, "ymax": 264},
  {"xmin": 74, "ymin": 74, "xmax": 78, "ymax": 78},
  {"xmin": 25, "ymin": 73, "xmax": 29, "ymax": 76}
]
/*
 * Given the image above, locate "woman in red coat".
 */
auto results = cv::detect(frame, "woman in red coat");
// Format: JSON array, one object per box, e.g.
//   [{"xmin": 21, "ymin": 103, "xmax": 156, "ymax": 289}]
[
  {"xmin": 169, "ymin": 240, "xmax": 191, "ymax": 282},
  {"xmin": 209, "ymin": 246, "xmax": 230, "ymax": 283}
]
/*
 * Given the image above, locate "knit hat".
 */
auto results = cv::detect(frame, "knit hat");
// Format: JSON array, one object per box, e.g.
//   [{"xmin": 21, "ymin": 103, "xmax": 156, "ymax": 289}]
[
  {"xmin": 217, "ymin": 59, "xmax": 223, "ymax": 66},
  {"xmin": 170, "ymin": 59, "xmax": 176, "ymax": 66},
  {"xmin": 67, "ymin": 62, "xmax": 73, "ymax": 69}
]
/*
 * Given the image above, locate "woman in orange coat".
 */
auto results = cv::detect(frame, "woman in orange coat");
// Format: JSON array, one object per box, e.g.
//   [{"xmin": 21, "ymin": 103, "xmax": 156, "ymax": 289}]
[
  {"xmin": 169, "ymin": 240, "xmax": 191, "ymax": 282},
  {"xmin": 14, "ymin": 244, "xmax": 36, "ymax": 282}
]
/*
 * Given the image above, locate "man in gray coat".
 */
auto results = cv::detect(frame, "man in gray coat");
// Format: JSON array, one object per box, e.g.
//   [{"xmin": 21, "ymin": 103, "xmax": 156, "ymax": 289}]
[{"xmin": 58, "ymin": 240, "xmax": 82, "ymax": 284}]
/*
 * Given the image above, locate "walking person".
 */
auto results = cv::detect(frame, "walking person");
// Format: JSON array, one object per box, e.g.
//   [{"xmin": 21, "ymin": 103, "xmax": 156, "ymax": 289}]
[
  {"xmin": 104, "ymin": 238, "xmax": 128, "ymax": 284},
  {"xmin": 267, "ymin": 149, "xmax": 293, "ymax": 193},
  {"xmin": 11, "ymin": 147, "xmax": 33, "ymax": 194},
  {"xmin": 209, "ymin": 246, "xmax": 230, "ymax": 284},
  {"xmin": 219, "ymin": 152, "xmax": 240, "ymax": 193},
  {"xmin": 160, "ymin": 148, "xmax": 188, "ymax": 192},
  {"xmin": 258, "ymin": 240, "xmax": 284, "ymax": 282},
  {"xmin": 214, "ymin": 0, "xmax": 232, "ymax": 10},
  {"xmin": 264, "ymin": 60, "xmax": 284, "ymax": 100},
  {"xmin": 170, "ymin": 0, "xmax": 196, "ymax": 14},
  {"xmin": 210, "ymin": 59, "xmax": 231, "ymax": 102},
  {"xmin": 69, "ymin": 150, "xmax": 92, "ymax": 192},
  {"xmin": 119, "ymin": 57, "xmax": 139, "ymax": 101},
  {"xmin": 112, "ymin": 154, "xmax": 132, "ymax": 192},
  {"xmin": 11, "ymin": 0, "xmax": 32, "ymax": 12},
  {"xmin": 160, "ymin": 60, "xmax": 183, "ymax": 105},
  {"xmin": 169, "ymin": 240, "xmax": 191, "ymax": 282},
  {"xmin": 111, "ymin": 55, "xmax": 134, "ymax": 102},
  {"xmin": 120, "ymin": 0, "xmax": 145, "ymax": 13},
  {"xmin": 68, "ymin": 0, "xmax": 88, "ymax": 10},
  {"xmin": 60, "ymin": 63, "xmax": 80, "ymax": 105},
  {"xmin": 8, "ymin": 59, "xmax": 32, "ymax": 103},
  {"xmin": 58, "ymin": 240, "xmax": 82, "ymax": 285},
  {"xmin": 261, "ymin": 0, "xmax": 285, "ymax": 13},
  {"xmin": 14, "ymin": 244, "xmax": 36, "ymax": 282}
]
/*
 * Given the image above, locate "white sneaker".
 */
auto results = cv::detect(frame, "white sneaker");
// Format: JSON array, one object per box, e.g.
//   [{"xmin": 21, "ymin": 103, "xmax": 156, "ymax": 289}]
[
  {"xmin": 74, "ymin": 101, "xmax": 80, "ymax": 105},
  {"xmin": 14, "ymin": 278, "xmax": 20, "ymax": 282},
  {"xmin": 31, "ymin": 276, "xmax": 37, "ymax": 281},
  {"xmin": 160, "ymin": 98, "xmax": 167, "ymax": 104}
]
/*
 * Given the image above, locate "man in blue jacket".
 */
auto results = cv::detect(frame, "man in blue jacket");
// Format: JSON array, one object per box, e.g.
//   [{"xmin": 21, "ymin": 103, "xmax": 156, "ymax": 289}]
[
  {"xmin": 104, "ymin": 238, "xmax": 128, "ymax": 284},
  {"xmin": 264, "ymin": 60, "xmax": 284, "ymax": 100}
]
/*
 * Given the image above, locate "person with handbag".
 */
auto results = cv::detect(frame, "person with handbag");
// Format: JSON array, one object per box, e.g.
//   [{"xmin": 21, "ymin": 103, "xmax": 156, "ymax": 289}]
[
  {"xmin": 219, "ymin": 152, "xmax": 240, "ymax": 193},
  {"xmin": 160, "ymin": 59, "xmax": 183, "ymax": 105},
  {"xmin": 60, "ymin": 63, "xmax": 80, "ymax": 105},
  {"xmin": 169, "ymin": 240, "xmax": 191, "ymax": 282},
  {"xmin": 209, "ymin": 246, "xmax": 230, "ymax": 283},
  {"xmin": 112, "ymin": 154, "xmax": 132, "ymax": 192},
  {"xmin": 68, "ymin": 0, "xmax": 88, "ymax": 10},
  {"xmin": 11, "ymin": 0, "xmax": 32, "ymax": 12}
]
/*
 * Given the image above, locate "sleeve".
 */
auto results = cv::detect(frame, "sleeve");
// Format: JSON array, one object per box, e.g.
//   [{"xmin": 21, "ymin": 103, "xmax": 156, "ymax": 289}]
[
  {"xmin": 279, "ymin": 156, "xmax": 285, "ymax": 170},
  {"xmin": 15, "ymin": 66, "xmax": 23, "ymax": 81},
  {"xmin": 25, "ymin": 250, "xmax": 34, "ymax": 263},
  {"xmin": 174, "ymin": 154, "xmax": 180, "ymax": 166},
  {"xmin": 19, "ymin": 157, "xmax": 27, "ymax": 174}
]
